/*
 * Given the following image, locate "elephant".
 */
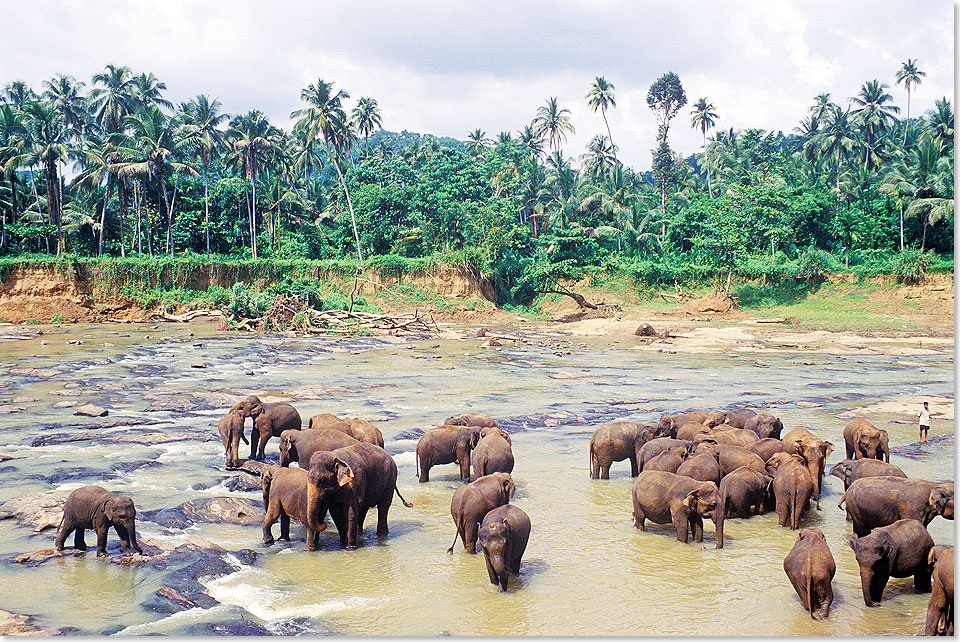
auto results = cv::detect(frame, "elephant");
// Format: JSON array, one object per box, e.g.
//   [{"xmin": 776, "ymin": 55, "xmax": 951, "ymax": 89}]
[
  {"xmin": 838, "ymin": 477, "xmax": 954, "ymax": 537},
  {"xmin": 745, "ymin": 438, "xmax": 786, "ymax": 462},
  {"xmin": 783, "ymin": 528, "xmax": 836, "ymax": 620},
  {"xmin": 54, "ymin": 485, "xmax": 142, "ymax": 557},
  {"xmin": 260, "ymin": 465, "xmax": 324, "ymax": 550},
  {"xmin": 743, "ymin": 413, "xmax": 784, "ymax": 440},
  {"xmin": 348, "ymin": 418, "xmax": 385, "ymax": 448},
  {"xmin": 715, "ymin": 466, "xmax": 773, "ymax": 548},
  {"xmin": 676, "ymin": 421, "xmax": 711, "ymax": 441},
  {"xmin": 843, "ymin": 418, "xmax": 889, "ymax": 462},
  {"xmin": 925, "ymin": 545, "xmax": 954, "ymax": 635},
  {"xmin": 478, "ymin": 504, "xmax": 531, "ymax": 592},
  {"xmin": 472, "ymin": 428, "xmax": 515, "ymax": 478},
  {"xmin": 632, "ymin": 470, "xmax": 719, "ymax": 545},
  {"xmin": 279, "ymin": 429, "xmax": 359, "ymax": 468},
  {"xmin": 694, "ymin": 428, "xmax": 759, "ymax": 448},
  {"xmin": 304, "ymin": 442, "xmax": 413, "ymax": 549},
  {"xmin": 643, "ymin": 446, "xmax": 688, "ymax": 474},
  {"xmin": 416, "ymin": 426, "xmax": 482, "ymax": 483},
  {"xmin": 637, "ymin": 438, "xmax": 694, "ymax": 473},
  {"xmin": 675, "ymin": 452, "xmax": 722, "ymax": 485},
  {"xmin": 658, "ymin": 410, "xmax": 708, "ymax": 437},
  {"xmin": 446, "ymin": 412, "xmax": 498, "ymax": 428},
  {"xmin": 765, "ymin": 452, "xmax": 814, "ymax": 530},
  {"xmin": 695, "ymin": 443, "xmax": 767, "ymax": 478},
  {"xmin": 231, "ymin": 395, "xmax": 302, "ymax": 461},
  {"xmin": 828, "ymin": 459, "xmax": 906, "ymax": 490},
  {"xmin": 781, "ymin": 428, "xmax": 834, "ymax": 506},
  {"xmin": 589, "ymin": 421, "xmax": 656, "ymax": 479},
  {"xmin": 309, "ymin": 413, "xmax": 352, "ymax": 432},
  {"xmin": 705, "ymin": 408, "xmax": 757, "ymax": 429},
  {"xmin": 849, "ymin": 518, "xmax": 933, "ymax": 607},
  {"xmin": 448, "ymin": 472, "xmax": 515, "ymax": 554},
  {"xmin": 218, "ymin": 410, "xmax": 248, "ymax": 469}
]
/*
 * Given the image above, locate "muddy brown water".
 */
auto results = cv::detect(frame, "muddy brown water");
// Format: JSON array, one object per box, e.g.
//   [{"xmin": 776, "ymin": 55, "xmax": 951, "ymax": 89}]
[{"xmin": 0, "ymin": 322, "xmax": 953, "ymax": 635}]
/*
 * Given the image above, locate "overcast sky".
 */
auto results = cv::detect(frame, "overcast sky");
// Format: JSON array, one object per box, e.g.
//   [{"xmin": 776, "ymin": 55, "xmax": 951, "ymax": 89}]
[{"xmin": 2, "ymin": 0, "xmax": 954, "ymax": 170}]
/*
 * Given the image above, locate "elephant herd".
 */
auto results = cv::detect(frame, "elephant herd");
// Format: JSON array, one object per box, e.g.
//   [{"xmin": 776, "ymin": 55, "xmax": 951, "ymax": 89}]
[{"xmin": 589, "ymin": 407, "xmax": 954, "ymax": 633}]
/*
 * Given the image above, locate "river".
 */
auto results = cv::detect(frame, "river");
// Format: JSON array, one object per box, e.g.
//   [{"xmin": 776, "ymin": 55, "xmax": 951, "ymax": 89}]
[{"xmin": 0, "ymin": 321, "xmax": 953, "ymax": 635}]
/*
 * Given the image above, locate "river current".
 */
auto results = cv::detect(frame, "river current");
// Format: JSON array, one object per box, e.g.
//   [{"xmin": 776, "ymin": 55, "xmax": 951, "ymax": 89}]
[{"xmin": 0, "ymin": 322, "xmax": 953, "ymax": 636}]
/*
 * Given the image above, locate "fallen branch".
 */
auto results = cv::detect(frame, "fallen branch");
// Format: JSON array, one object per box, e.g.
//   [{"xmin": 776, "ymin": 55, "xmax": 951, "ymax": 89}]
[{"xmin": 151, "ymin": 309, "xmax": 224, "ymax": 322}]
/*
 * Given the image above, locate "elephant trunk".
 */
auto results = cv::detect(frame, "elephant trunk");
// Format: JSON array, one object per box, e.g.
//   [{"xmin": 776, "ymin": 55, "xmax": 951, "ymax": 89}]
[
  {"xmin": 128, "ymin": 520, "xmax": 142, "ymax": 554},
  {"xmin": 714, "ymin": 499, "xmax": 725, "ymax": 549},
  {"xmin": 305, "ymin": 481, "xmax": 328, "ymax": 533}
]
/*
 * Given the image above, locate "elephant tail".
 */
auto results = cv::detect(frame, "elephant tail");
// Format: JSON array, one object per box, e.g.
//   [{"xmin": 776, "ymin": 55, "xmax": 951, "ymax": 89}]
[
  {"xmin": 805, "ymin": 555, "xmax": 815, "ymax": 618},
  {"xmin": 415, "ymin": 449, "xmax": 420, "ymax": 479},
  {"xmin": 240, "ymin": 431, "xmax": 249, "ymax": 446},
  {"xmin": 447, "ymin": 518, "xmax": 463, "ymax": 554},
  {"xmin": 394, "ymin": 485, "xmax": 414, "ymax": 508},
  {"xmin": 837, "ymin": 489, "xmax": 848, "ymax": 511},
  {"xmin": 260, "ymin": 467, "xmax": 274, "ymax": 509}
]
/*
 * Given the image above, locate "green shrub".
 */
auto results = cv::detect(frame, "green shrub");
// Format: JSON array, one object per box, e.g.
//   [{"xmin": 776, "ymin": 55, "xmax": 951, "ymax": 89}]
[
  {"xmin": 892, "ymin": 249, "xmax": 932, "ymax": 285},
  {"xmin": 796, "ymin": 247, "xmax": 839, "ymax": 283},
  {"xmin": 50, "ymin": 314, "xmax": 65, "ymax": 324}
]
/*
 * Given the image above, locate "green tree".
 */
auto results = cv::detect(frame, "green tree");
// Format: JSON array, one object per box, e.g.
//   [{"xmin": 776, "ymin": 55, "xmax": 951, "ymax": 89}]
[
  {"xmin": 647, "ymin": 72, "xmax": 687, "ymax": 206},
  {"xmin": 690, "ymin": 97, "xmax": 718, "ymax": 198},
  {"xmin": 850, "ymin": 80, "xmax": 900, "ymax": 171},
  {"xmin": 89, "ymin": 64, "xmax": 137, "ymax": 134},
  {"xmin": 532, "ymin": 97, "xmax": 575, "ymax": 155},
  {"xmin": 895, "ymin": 59, "xmax": 925, "ymax": 146},
  {"xmin": 586, "ymin": 76, "xmax": 616, "ymax": 154},
  {"xmin": 227, "ymin": 110, "xmax": 281, "ymax": 260},
  {"xmin": 181, "ymin": 95, "xmax": 228, "ymax": 256},
  {"xmin": 350, "ymin": 96, "xmax": 382, "ymax": 157}
]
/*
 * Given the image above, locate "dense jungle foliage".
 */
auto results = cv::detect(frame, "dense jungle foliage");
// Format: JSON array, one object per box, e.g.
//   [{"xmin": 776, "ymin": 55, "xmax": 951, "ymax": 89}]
[{"xmin": 0, "ymin": 64, "xmax": 953, "ymax": 305}]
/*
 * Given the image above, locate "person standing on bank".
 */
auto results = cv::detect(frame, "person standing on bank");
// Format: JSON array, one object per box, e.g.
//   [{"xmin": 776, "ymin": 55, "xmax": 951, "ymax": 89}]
[{"xmin": 919, "ymin": 401, "xmax": 931, "ymax": 443}]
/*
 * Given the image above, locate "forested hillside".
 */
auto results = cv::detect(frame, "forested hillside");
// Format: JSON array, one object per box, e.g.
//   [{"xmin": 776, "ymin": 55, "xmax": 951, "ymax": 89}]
[{"xmin": 0, "ymin": 66, "xmax": 952, "ymax": 306}]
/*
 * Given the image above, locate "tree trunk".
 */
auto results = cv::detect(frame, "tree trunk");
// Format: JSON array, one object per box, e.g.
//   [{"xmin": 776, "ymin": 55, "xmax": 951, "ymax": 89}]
[
  {"xmin": 204, "ymin": 163, "xmax": 211, "ymax": 257},
  {"xmin": 98, "ymin": 174, "xmax": 111, "ymax": 256},
  {"xmin": 161, "ymin": 174, "xmax": 173, "ymax": 257},
  {"xmin": 277, "ymin": 180, "xmax": 282, "ymax": 259},
  {"xmin": 703, "ymin": 130, "xmax": 713, "ymax": 199},
  {"xmin": 921, "ymin": 216, "xmax": 928, "ymax": 251},
  {"xmin": 331, "ymin": 152, "xmax": 362, "ymax": 264},
  {"xmin": 899, "ymin": 203, "xmax": 904, "ymax": 251},
  {"xmin": 903, "ymin": 88, "xmax": 911, "ymax": 147},
  {"xmin": 724, "ymin": 253, "xmax": 733, "ymax": 295},
  {"xmin": 44, "ymin": 158, "xmax": 63, "ymax": 255},
  {"xmin": 602, "ymin": 110, "xmax": 614, "ymax": 157}
]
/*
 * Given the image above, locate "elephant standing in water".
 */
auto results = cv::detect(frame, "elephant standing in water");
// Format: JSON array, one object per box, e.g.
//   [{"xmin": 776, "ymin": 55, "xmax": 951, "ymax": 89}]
[
  {"xmin": 926, "ymin": 545, "xmax": 954, "ymax": 635},
  {"xmin": 589, "ymin": 421, "xmax": 656, "ymax": 479},
  {"xmin": 765, "ymin": 453, "xmax": 814, "ymax": 530},
  {"xmin": 218, "ymin": 410, "xmax": 248, "ymax": 469},
  {"xmin": 843, "ymin": 418, "xmax": 889, "ymax": 462},
  {"xmin": 448, "ymin": 472, "xmax": 515, "ymax": 554},
  {"xmin": 849, "ymin": 518, "xmax": 933, "ymax": 607},
  {"xmin": 472, "ymin": 427, "xmax": 514, "ymax": 478},
  {"xmin": 416, "ymin": 426, "xmax": 482, "ymax": 483},
  {"xmin": 55, "ymin": 486, "xmax": 143, "ymax": 557},
  {"xmin": 828, "ymin": 459, "xmax": 906, "ymax": 490},
  {"xmin": 783, "ymin": 528, "xmax": 836, "ymax": 620},
  {"xmin": 839, "ymin": 477, "xmax": 953, "ymax": 537},
  {"xmin": 232, "ymin": 395, "xmax": 302, "ymax": 461},
  {"xmin": 781, "ymin": 428, "xmax": 833, "ymax": 507},
  {"xmin": 260, "ymin": 465, "xmax": 323, "ymax": 550},
  {"xmin": 478, "ymin": 504, "xmax": 531, "ymax": 592},
  {"xmin": 632, "ymin": 470, "xmax": 719, "ymax": 545},
  {"xmin": 279, "ymin": 429, "xmax": 359, "ymax": 468}
]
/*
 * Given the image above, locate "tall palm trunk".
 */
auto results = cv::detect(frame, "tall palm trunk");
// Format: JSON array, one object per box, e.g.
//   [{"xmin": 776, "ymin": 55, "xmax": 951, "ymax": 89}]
[
  {"xmin": 903, "ymin": 88, "xmax": 911, "ymax": 147},
  {"xmin": 602, "ymin": 109, "xmax": 614, "ymax": 155},
  {"xmin": 899, "ymin": 203, "xmax": 904, "ymax": 251},
  {"xmin": 43, "ymin": 158, "xmax": 63, "ymax": 255},
  {"xmin": 97, "ymin": 174, "xmax": 111, "ymax": 256},
  {"xmin": 328, "ymin": 148, "xmax": 362, "ymax": 263},
  {"xmin": 160, "ymin": 173, "xmax": 173, "ymax": 257},
  {"xmin": 203, "ymin": 161, "xmax": 211, "ymax": 257},
  {"xmin": 702, "ymin": 129, "xmax": 713, "ymax": 198}
]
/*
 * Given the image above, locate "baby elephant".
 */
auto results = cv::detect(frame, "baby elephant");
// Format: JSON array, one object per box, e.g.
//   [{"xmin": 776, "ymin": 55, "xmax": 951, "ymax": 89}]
[
  {"xmin": 218, "ymin": 410, "xmax": 248, "ymax": 469},
  {"xmin": 55, "ymin": 486, "xmax": 143, "ymax": 557},
  {"xmin": 849, "ymin": 518, "xmax": 933, "ymax": 607},
  {"xmin": 448, "ymin": 472, "xmax": 515, "ymax": 554},
  {"xmin": 783, "ymin": 528, "xmax": 836, "ymax": 620},
  {"xmin": 260, "ymin": 465, "xmax": 325, "ymax": 550},
  {"xmin": 632, "ymin": 470, "xmax": 719, "ymax": 545},
  {"xmin": 925, "ymin": 545, "xmax": 954, "ymax": 636},
  {"xmin": 471, "ymin": 427, "xmax": 514, "ymax": 478},
  {"xmin": 478, "ymin": 504, "xmax": 531, "ymax": 592}
]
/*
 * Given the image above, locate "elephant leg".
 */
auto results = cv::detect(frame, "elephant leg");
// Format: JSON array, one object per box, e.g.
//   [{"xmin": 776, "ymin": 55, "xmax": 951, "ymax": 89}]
[
  {"xmin": 73, "ymin": 526, "xmax": 86, "ymax": 551},
  {"xmin": 915, "ymin": 567, "xmax": 933, "ymax": 593},
  {"xmin": 484, "ymin": 553, "xmax": 498, "ymax": 585},
  {"xmin": 629, "ymin": 454, "xmax": 639, "ymax": 477},
  {"xmin": 691, "ymin": 515, "xmax": 704, "ymax": 543},
  {"xmin": 304, "ymin": 527, "xmax": 320, "ymax": 552},
  {"xmin": 926, "ymin": 590, "xmax": 946, "ymax": 635},
  {"xmin": 279, "ymin": 513, "xmax": 291, "ymax": 541},
  {"xmin": 55, "ymin": 521, "xmax": 72, "ymax": 550},
  {"xmin": 262, "ymin": 503, "xmax": 280, "ymax": 544},
  {"xmin": 250, "ymin": 427, "xmax": 261, "ymax": 460},
  {"xmin": 95, "ymin": 526, "xmax": 109, "ymax": 557},
  {"xmin": 376, "ymin": 496, "xmax": 391, "ymax": 537},
  {"xmin": 845, "ymin": 443, "xmax": 854, "ymax": 459},
  {"xmin": 672, "ymin": 509, "xmax": 689, "ymax": 544},
  {"xmin": 345, "ymin": 504, "xmax": 361, "ymax": 549},
  {"xmin": 329, "ymin": 504, "xmax": 348, "ymax": 548},
  {"xmin": 632, "ymin": 496, "xmax": 645, "ymax": 530},
  {"xmin": 256, "ymin": 430, "xmax": 270, "ymax": 460},
  {"xmin": 114, "ymin": 524, "xmax": 132, "ymax": 553},
  {"xmin": 464, "ymin": 518, "xmax": 480, "ymax": 554}
]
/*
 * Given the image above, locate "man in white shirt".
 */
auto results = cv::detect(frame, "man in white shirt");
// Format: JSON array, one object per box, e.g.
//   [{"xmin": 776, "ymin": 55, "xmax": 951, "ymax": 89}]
[{"xmin": 919, "ymin": 401, "xmax": 931, "ymax": 443}]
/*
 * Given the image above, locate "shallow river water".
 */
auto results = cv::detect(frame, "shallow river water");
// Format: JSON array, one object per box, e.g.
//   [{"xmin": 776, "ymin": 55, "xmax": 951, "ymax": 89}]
[{"xmin": 0, "ymin": 321, "xmax": 953, "ymax": 636}]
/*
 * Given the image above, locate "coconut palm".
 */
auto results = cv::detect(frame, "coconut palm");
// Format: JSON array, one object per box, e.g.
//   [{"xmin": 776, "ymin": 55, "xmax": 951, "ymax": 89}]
[
  {"xmin": 850, "ymin": 80, "xmax": 900, "ymax": 171},
  {"xmin": 2, "ymin": 80, "xmax": 37, "ymax": 110},
  {"xmin": 690, "ymin": 97, "xmax": 719, "ymax": 197},
  {"xmin": 227, "ymin": 110, "xmax": 281, "ymax": 260},
  {"xmin": 89, "ymin": 65, "xmax": 137, "ymax": 134},
  {"xmin": 132, "ymin": 72, "xmax": 173, "ymax": 112},
  {"xmin": 0, "ymin": 103, "xmax": 25, "ymax": 244},
  {"xmin": 181, "ymin": 95, "xmax": 227, "ymax": 256},
  {"xmin": 465, "ymin": 128, "xmax": 491, "ymax": 157},
  {"xmin": 814, "ymin": 105, "xmax": 858, "ymax": 202},
  {"xmin": 73, "ymin": 133, "xmax": 120, "ymax": 255},
  {"xmin": 923, "ymin": 97, "xmax": 953, "ymax": 152},
  {"xmin": 895, "ymin": 59, "xmax": 926, "ymax": 146},
  {"xmin": 350, "ymin": 97, "xmax": 382, "ymax": 158},
  {"xmin": 42, "ymin": 74, "xmax": 87, "ymax": 135},
  {"xmin": 580, "ymin": 135, "xmax": 616, "ymax": 183},
  {"xmin": 586, "ymin": 76, "xmax": 616, "ymax": 152},
  {"xmin": 532, "ymin": 97, "xmax": 575, "ymax": 154},
  {"xmin": 885, "ymin": 138, "xmax": 953, "ymax": 250},
  {"xmin": 518, "ymin": 123, "xmax": 544, "ymax": 159}
]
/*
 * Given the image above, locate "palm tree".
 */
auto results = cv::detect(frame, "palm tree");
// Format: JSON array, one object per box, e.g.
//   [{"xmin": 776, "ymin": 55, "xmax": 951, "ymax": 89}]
[
  {"xmin": 465, "ymin": 128, "xmax": 491, "ymax": 157},
  {"xmin": 131, "ymin": 72, "xmax": 173, "ymax": 112},
  {"xmin": 580, "ymin": 135, "xmax": 616, "ymax": 183},
  {"xmin": 74, "ymin": 133, "xmax": 119, "ymax": 255},
  {"xmin": 518, "ymin": 123, "xmax": 544, "ymax": 158},
  {"xmin": 886, "ymin": 138, "xmax": 953, "ymax": 250},
  {"xmin": 350, "ymin": 97, "xmax": 382, "ymax": 158},
  {"xmin": 89, "ymin": 65, "xmax": 137, "ymax": 135},
  {"xmin": 924, "ymin": 98, "xmax": 953, "ymax": 152},
  {"xmin": 850, "ymin": 80, "xmax": 900, "ymax": 171},
  {"xmin": 291, "ymin": 78, "xmax": 364, "ymax": 263},
  {"xmin": 532, "ymin": 97, "xmax": 575, "ymax": 155},
  {"xmin": 42, "ymin": 74, "xmax": 87, "ymax": 135},
  {"xmin": 0, "ymin": 104, "xmax": 25, "ymax": 247},
  {"xmin": 690, "ymin": 97, "xmax": 718, "ymax": 197},
  {"xmin": 814, "ymin": 105, "xmax": 858, "ymax": 202},
  {"xmin": 227, "ymin": 110, "xmax": 281, "ymax": 260},
  {"xmin": 895, "ymin": 59, "xmax": 926, "ymax": 146},
  {"xmin": 3, "ymin": 80, "xmax": 37, "ymax": 110},
  {"xmin": 181, "ymin": 95, "xmax": 227, "ymax": 256},
  {"xmin": 13, "ymin": 102, "xmax": 69, "ymax": 253},
  {"xmin": 586, "ymin": 76, "xmax": 616, "ymax": 152},
  {"xmin": 114, "ymin": 106, "xmax": 197, "ymax": 256}
]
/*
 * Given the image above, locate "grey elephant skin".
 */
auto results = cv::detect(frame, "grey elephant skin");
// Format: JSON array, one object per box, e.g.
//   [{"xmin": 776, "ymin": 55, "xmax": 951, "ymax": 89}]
[
  {"xmin": 843, "ymin": 418, "xmax": 889, "ymax": 462},
  {"xmin": 849, "ymin": 518, "xmax": 933, "ymax": 607},
  {"xmin": 925, "ymin": 545, "xmax": 954, "ymax": 635},
  {"xmin": 695, "ymin": 427, "xmax": 759, "ymax": 448},
  {"xmin": 232, "ymin": 395, "xmax": 302, "ymax": 461},
  {"xmin": 305, "ymin": 442, "xmax": 413, "ymax": 549},
  {"xmin": 471, "ymin": 427, "xmax": 515, "ymax": 478},
  {"xmin": 260, "ymin": 465, "xmax": 323, "ymax": 550},
  {"xmin": 637, "ymin": 438, "xmax": 693, "ymax": 474},
  {"xmin": 828, "ymin": 458, "xmax": 905, "ymax": 490},
  {"xmin": 676, "ymin": 451, "xmax": 722, "ymax": 485},
  {"xmin": 448, "ymin": 472, "xmax": 515, "ymax": 554},
  {"xmin": 715, "ymin": 466, "xmax": 772, "ymax": 548},
  {"xmin": 781, "ymin": 428, "xmax": 833, "ymax": 506},
  {"xmin": 55, "ymin": 485, "xmax": 143, "ymax": 557},
  {"xmin": 783, "ymin": 528, "xmax": 836, "ymax": 619},
  {"xmin": 279, "ymin": 429, "xmax": 359, "ymax": 468},
  {"xmin": 839, "ymin": 477, "xmax": 953, "ymax": 537},
  {"xmin": 659, "ymin": 410, "xmax": 708, "ymax": 436},
  {"xmin": 743, "ymin": 413, "xmax": 784, "ymax": 439},
  {"xmin": 765, "ymin": 453, "xmax": 814, "ymax": 530},
  {"xmin": 416, "ymin": 426, "xmax": 482, "ymax": 483},
  {"xmin": 218, "ymin": 410, "xmax": 248, "ymax": 469},
  {"xmin": 478, "ymin": 504, "xmax": 531, "ymax": 592},
  {"xmin": 632, "ymin": 470, "xmax": 719, "ymax": 545},
  {"xmin": 589, "ymin": 421, "xmax": 655, "ymax": 479},
  {"xmin": 745, "ymin": 438, "xmax": 786, "ymax": 462},
  {"xmin": 704, "ymin": 408, "xmax": 756, "ymax": 429},
  {"xmin": 445, "ymin": 412, "xmax": 498, "ymax": 428}
]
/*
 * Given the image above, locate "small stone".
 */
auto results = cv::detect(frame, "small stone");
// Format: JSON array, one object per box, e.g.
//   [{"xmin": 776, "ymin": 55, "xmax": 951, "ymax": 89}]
[
  {"xmin": 245, "ymin": 370, "xmax": 255, "ymax": 376},
  {"xmin": 53, "ymin": 400, "xmax": 80, "ymax": 408},
  {"xmin": 803, "ymin": 360, "xmax": 815, "ymax": 366},
  {"xmin": 191, "ymin": 363, "xmax": 207, "ymax": 369},
  {"xmin": 74, "ymin": 404, "xmax": 108, "ymax": 417},
  {"xmin": 40, "ymin": 340, "xmax": 49, "ymax": 346},
  {"xmin": 11, "ymin": 396, "xmax": 37, "ymax": 404},
  {"xmin": 754, "ymin": 360, "xmax": 768, "ymax": 368}
]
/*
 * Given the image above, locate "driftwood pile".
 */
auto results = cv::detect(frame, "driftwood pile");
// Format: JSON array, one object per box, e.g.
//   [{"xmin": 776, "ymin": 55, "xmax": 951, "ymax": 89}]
[{"xmin": 233, "ymin": 294, "xmax": 438, "ymax": 335}]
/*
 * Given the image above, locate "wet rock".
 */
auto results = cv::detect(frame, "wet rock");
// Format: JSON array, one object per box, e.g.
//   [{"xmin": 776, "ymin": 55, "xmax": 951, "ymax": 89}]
[
  {"xmin": 11, "ymin": 396, "xmax": 38, "ymax": 404},
  {"xmin": 8, "ymin": 367, "xmax": 60, "ymax": 378},
  {"xmin": 191, "ymin": 363, "xmax": 207, "ymax": 369},
  {"xmin": 0, "ymin": 405, "xmax": 26, "ymax": 415},
  {"xmin": 44, "ymin": 416, "xmax": 163, "ymax": 431},
  {"xmin": 38, "ymin": 466, "xmax": 105, "ymax": 485},
  {"xmin": 206, "ymin": 620, "xmax": 274, "ymax": 636},
  {"xmin": 145, "ymin": 399, "xmax": 196, "ymax": 413},
  {"xmin": 51, "ymin": 388, "xmax": 84, "ymax": 396},
  {"xmin": 635, "ymin": 323, "xmax": 658, "ymax": 337},
  {"xmin": 754, "ymin": 360, "xmax": 768, "ymax": 368},
  {"xmin": 30, "ymin": 433, "xmax": 93, "ymax": 447},
  {"xmin": 40, "ymin": 340, "xmax": 49, "ymax": 345},
  {"xmin": 238, "ymin": 460, "xmax": 271, "ymax": 477},
  {"xmin": 74, "ymin": 403, "xmax": 109, "ymax": 417},
  {"xmin": 225, "ymin": 472, "xmax": 262, "ymax": 492},
  {"xmin": 0, "ymin": 454, "xmax": 12, "ymax": 462},
  {"xmin": 795, "ymin": 401, "xmax": 823, "ymax": 408},
  {"xmin": 0, "ymin": 609, "xmax": 63, "ymax": 636},
  {"xmin": 141, "ymin": 497, "xmax": 264, "ymax": 530},
  {"xmin": 0, "ymin": 490, "xmax": 70, "ymax": 532},
  {"xmin": 109, "ymin": 430, "xmax": 218, "ymax": 445},
  {"xmin": 476, "ymin": 327, "xmax": 489, "ymax": 337},
  {"xmin": 52, "ymin": 400, "xmax": 80, "ymax": 408}
]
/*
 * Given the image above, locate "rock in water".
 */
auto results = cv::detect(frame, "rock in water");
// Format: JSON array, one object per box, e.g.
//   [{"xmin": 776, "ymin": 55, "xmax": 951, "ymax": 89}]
[
  {"xmin": 0, "ymin": 609, "xmax": 62, "ymax": 636},
  {"xmin": 635, "ymin": 323, "xmax": 658, "ymax": 337},
  {"xmin": 74, "ymin": 403, "xmax": 108, "ymax": 417},
  {"xmin": 0, "ymin": 490, "xmax": 71, "ymax": 531},
  {"xmin": 141, "ymin": 497, "xmax": 264, "ymax": 529}
]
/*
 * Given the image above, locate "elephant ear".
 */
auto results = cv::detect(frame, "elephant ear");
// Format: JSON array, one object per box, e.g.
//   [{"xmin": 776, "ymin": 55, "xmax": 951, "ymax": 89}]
[
  {"xmin": 504, "ymin": 478, "xmax": 516, "ymax": 499},
  {"xmin": 334, "ymin": 459, "xmax": 355, "ymax": 487},
  {"xmin": 469, "ymin": 430, "xmax": 481, "ymax": 449},
  {"xmin": 821, "ymin": 441, "xmax": 834, "ymax": 459},
  {"xmin": 102, "ymin": 498, "xmax": 119, "ymax": 521},
  {"xmin": 499, "ymin": 430, "xmax": 512, "ymax": 446},
  {"xmin": 929, "ymin": 487, "xmax": 952, "ymax": 514},
  {"xmin": 682, "ymin": 489, "xmax": 700, "ymax": 509},
  {"xmin": 847, "ymin": 533, "xmax": 859, "ymax": 551}
]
